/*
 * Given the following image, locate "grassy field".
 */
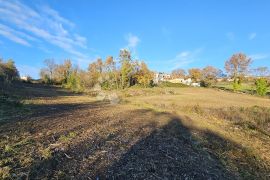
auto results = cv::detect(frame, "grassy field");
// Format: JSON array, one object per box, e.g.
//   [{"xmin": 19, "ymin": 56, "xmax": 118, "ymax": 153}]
[
  {"xmin": 214, "ymin": 81, "xmax": 270, "ymax": 94},
  {"xmin": 1, "ymin": 82, "xmax": 270, "ymax": 179}
]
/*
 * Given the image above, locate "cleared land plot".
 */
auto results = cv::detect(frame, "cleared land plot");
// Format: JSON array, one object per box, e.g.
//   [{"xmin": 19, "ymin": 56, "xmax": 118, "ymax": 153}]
[{"xmin": 1, "ymin": 83, "xmax": 270, "ymax": 179}]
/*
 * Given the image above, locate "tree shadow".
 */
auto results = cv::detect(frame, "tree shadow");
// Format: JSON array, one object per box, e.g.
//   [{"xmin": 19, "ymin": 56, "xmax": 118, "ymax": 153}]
[
  {"xmin": 20, "ymin": 109, "xmax": 269, "ymax": 179},
  {"xmin": 0, "ymin": 81, "xmax": 91, "ymax": 126},
  {"xmin": 103, "ymin": 116, "xmax": 235, "ymax": 180},
  {"xmin": 1, "ymin": 81, "xmax": 77, "ymax": 99},
  {"xmin": 0, "ymin": 100, "xmax": 110, "ymax": 133}
]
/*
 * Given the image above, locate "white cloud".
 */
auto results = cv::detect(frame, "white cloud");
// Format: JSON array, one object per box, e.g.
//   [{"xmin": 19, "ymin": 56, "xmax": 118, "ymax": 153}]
[
  {"xmin": 125, "ymin": 33, "xmax": 140, "ymax": 48},
  {"xmin": 38, "ymin": 46, "xmax": 53, "ymax": 54},
  {"xmin": 169, "ymin": 48, "xmax": 203, "ymax": 69},
  {"xmin": 0, "ymin": 0, "xmax": 89, "ymax": 62},
  {"xmin": 74, "ymin": 34, "xmax": 87, "ymax": 48},
  {"xmin": 179, "ymin": 51, "xmax": 190, "ymax": 57},
  {"xmin": 40, "ymin": 5, "xmax": 75, "ymax": 28},
  {"xmin": 249, "ymin": 53, "xmax": 268, "ymax": 60},
  {"xmin": 0, "ymin": 24, "xmax": 31, "ymax": 46},
  {"xmin": 248, "ymin": 33, "xmax": 257, "ymax": 40},
  {"xmin": 123, "ymin": 33, "xmax": 141, "ymax": 59}
]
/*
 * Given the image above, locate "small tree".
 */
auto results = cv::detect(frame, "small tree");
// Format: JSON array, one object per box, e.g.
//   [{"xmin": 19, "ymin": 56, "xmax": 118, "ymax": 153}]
[
  {"xmin": 54, "ymin": 60, "xmax": 72, "ymax": 84},
  {"xmin": 225, "ymin": 53, "xmax": 252, "ymax": 91},
  {"xmin": 43, "ymin": 59, "xmax": 56, "ymax": 81},
  {"xmin": 40, "ymin": 68, "xmax": 51, "ymax": 84},
  {"xmin": 96, "ymin": 58, "xmax": 103, "ymax": 74},
  {"xmin": 0, "ymin": 59, "xmax": 19, "ymax": 83},
  {"xmin": 188, "ymin": 68, "xmax": 202, "ymax": 82},
  {"xmin": 88, "ymin": 62, "xmax": 99, "ymax": 87},
  {"xmin": 255, "ymin": 78, "xmax": 268, "ymax": 96},
  {"xmin": 119, "ymin": 49, "xmax": 133, "ymax": 89},
  {"xmin": 39, "ymin": 59, "xmax": 56, "ymax": 84},
  {"xmin": 103, "ymin": 56, "xmax": 116, "ymax": 89},
  {"xmin": 135, "ymin": 61, "xmax": 153, "ymax": 87},
  {"xmin": 201, "ymin": 66, "xmax": 219, "ymax": 87},
  {"xmin": 66, "ymin": 69, "xmax": 84, "ymax": 92}
]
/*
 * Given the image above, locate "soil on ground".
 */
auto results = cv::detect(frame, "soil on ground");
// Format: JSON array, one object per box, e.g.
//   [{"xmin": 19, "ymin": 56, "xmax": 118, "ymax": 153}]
[{"xmin": 1, "ymin": 83, "xmax": 270, "ymax": 179}]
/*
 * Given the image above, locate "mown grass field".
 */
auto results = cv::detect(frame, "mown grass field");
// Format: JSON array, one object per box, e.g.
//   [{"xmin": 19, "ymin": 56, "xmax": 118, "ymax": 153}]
[{"xmin": 1, "ymin": 82, "xmax": 270, "ymax": 179}]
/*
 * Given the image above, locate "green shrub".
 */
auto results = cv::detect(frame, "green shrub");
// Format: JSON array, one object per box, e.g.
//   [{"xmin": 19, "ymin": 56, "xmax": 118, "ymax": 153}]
[
  {"xmin": 255, "ymin": 78, "xmax": 268, "ymax": 96},
  {"xmin": 65, "ymin": 71, "xmax": 84, "ymax": 92},
  {"xmin": 101, "ymin": 80, "xmax": 110, "ymax": 90},
  {"xmin": 232, "ymin": 79, "xmax": 241, "ymax": 91},
  {"xmin": 158, "ymin": 81, "xmax": 188, "ymax": 88}
]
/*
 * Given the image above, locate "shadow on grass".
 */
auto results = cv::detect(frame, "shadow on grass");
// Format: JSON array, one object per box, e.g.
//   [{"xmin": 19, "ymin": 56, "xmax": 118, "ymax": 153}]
[
  {"xmin": 0, "ymin": 81, "xmax": 86, "ymax": 125},
  {"xmin": 0, "ymin": 100, "xmax": 109, "ymax": 132},
  {"xmin": 20, "ymin": 109, "xmax": 269, "ymax": 179},
  {"xmin": 1, "ymin": 81, "xmax": 77, "ymax": 99},
  {"xmin": 104, "ymin": 117, "xmax": 234, "ymax": 180}
]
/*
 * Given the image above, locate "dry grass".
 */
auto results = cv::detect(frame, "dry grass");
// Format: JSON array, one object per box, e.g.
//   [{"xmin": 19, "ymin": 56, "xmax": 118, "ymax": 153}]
[
  {"xmin": 1, "ymin": 83, "xmax": 270, "ymax": 179},
  {"xmin": 127, "ymin": 87, "xmax": 270, "ymax": 108}
]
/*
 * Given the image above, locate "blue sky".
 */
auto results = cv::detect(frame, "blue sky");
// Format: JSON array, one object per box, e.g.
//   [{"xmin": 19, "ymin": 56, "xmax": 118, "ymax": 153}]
[{"xmin": 0, "ymin": 0, "xmax": 270, "ymax": 78}]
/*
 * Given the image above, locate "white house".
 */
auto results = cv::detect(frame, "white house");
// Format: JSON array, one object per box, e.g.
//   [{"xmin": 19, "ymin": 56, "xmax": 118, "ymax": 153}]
[
  {"xmin": 154, "ymin": 72, "xmax": 171, "ymax": 83},
  {"xmin": 191, "ymin": 82, "xmax": 200, "ymax": 87},
  {"xmin": 180, "ymin": 78, "xmax": 192, "ymax": 85},
  {"xmin": 169, "ymin": 78, "xmax": 192, "ymax": 85},
  {"xmin": 154, "ymin": 73, "xmax": 201, "ymax": 87}
]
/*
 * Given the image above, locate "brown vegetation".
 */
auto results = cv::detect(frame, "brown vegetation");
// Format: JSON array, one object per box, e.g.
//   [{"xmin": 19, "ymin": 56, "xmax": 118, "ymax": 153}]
[{"xmin": 1, "ymin": 83, "xmax": 270, "ymax": 179}]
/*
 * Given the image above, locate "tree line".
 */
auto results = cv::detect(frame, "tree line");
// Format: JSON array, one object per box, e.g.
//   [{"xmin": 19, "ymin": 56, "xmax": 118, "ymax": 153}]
[
  {"xmin": 39, "ymin": 49, "xmax": 154, "ymax": 92},
  {"xmin": 1, "ymin": 51, "xmax": 269, "ymax": 96},
  {"xmin": 0, "ymin": 58, "xmax": 19, "ymax": 83},
  {"xmin": 171, "ymin": 53, "xmax": 269, "ymax": 95}
]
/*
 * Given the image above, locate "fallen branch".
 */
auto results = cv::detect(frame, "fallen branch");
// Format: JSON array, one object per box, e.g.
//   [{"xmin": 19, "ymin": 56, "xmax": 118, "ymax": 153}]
[{"xmin": 64, "ymin": 153, "xmax": 72, "ymax": 159}]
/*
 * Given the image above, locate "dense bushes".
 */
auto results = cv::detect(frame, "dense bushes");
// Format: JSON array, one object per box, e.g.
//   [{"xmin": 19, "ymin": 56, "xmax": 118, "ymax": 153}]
[
  {"xmin": 200, "ymin": 79, "xmax": 213, "ymax": 87},
  {"xmin": 0, "ymin": 59, "xmax": 19, "ymax": 83},
  {"xmin": 39, "ymin": 50, "xmax": 154, "ymax": 92},
  {"xmin": 86, "ymin": 49, "xmax": 154, "ymax": 90},
  {"xmin": 39, "ymin": 59, "xmax": 84, "ymax": 92},
  {"xmin": 65, "ymin": 71, "xmax": 84, "ymax": 93},
  {"xmin": 210, "ymin": 106, "xmax": 270, "ymax": 135},
  {"xmin": 255, "ymin": 78, "xmax": 268, "ymax": 96}
]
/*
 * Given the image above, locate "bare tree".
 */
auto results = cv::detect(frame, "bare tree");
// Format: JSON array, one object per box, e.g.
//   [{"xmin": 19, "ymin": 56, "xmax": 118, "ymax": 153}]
[
  {"xmin": 44, "ymin": 59, "xmax": 56, "ymax": 80},
  {"xmin": 225, "ymin": 53, "xmax": 252, "ymax": 90},
  {"xmin": 253, "ymin": 66, "xmax": 269, "ymax": 77},
  {"xmin": 105, "ymin": 56, "xmax": 115, "ymax": 73},
  {"xmin": 96, "ymin": 58, "xmax": 103, "ymax": 74},
  {"xmin": 119, "ymin": 49, "xmax": 131, "ymax": 62},
  {"xmin": 202, "ymin": 66, "xmax": 219, "ymax": 80},
  {"xmin": 225, "ymin": 53, "xmax": 252, "ymax": 80},
  {"xmin": 171, "ymin": 68, "xmax": 186, "ymax": 78},
  {"xmin": 201, "ymin": 66, "xmax": 219, "ymax": 87}
]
